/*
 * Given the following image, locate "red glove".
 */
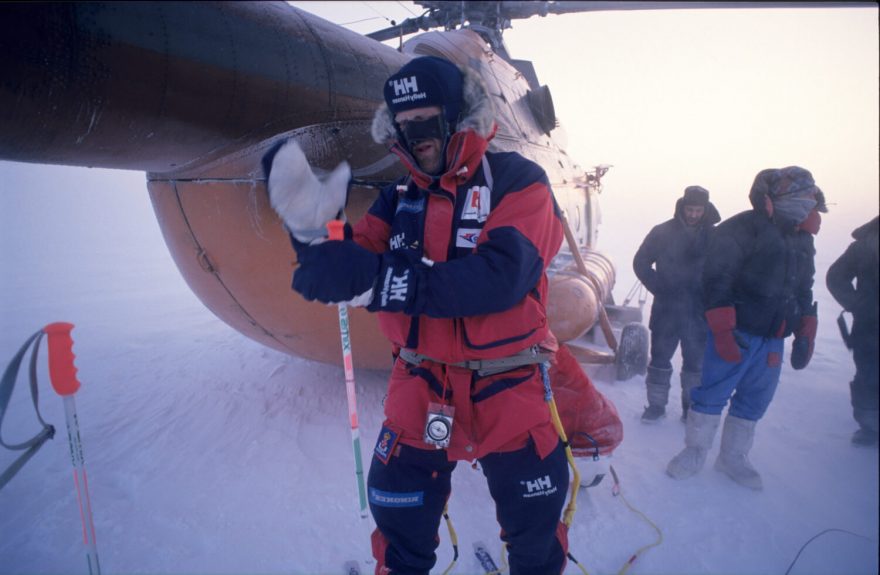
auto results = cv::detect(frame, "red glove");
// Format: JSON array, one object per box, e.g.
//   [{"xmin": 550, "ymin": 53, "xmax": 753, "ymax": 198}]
[
  {"xmin": 706, "ymin": 307, "xmax": 742, "ymax": 364},
  {"xmin": 791, "ymin": 313, "xmax": 818, "ymax": 370}
]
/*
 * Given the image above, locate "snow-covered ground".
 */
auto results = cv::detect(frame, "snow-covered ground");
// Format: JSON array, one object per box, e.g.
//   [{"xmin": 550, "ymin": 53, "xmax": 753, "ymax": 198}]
[{"xmin": 1, "ymin": 162, "xmax": 877, "ymax": 575}]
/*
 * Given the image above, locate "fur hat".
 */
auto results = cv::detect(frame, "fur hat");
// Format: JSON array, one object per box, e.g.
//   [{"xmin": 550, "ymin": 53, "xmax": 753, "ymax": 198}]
[
  {"xmin": 749, "ymin": 166, "xmax": 825, "ymax": 223},
  {"xmin": 682, "ymin": 185, "xmax": 710, "ymax": 207}
]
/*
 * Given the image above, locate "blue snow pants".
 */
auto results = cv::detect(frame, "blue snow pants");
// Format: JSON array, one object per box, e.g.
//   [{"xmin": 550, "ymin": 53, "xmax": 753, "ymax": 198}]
[
  {"xmin": 690, "ymin": 330, "xmax": 785, "ymax": 421},
  {"xmin": 367, "ymin": 437, "xmax": 568, "ymax": 575}
]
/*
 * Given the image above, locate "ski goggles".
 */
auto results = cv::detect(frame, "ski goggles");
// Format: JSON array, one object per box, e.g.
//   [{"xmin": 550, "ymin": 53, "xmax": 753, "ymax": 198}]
[{"xmin": 398, "ymin": 114, "xmax": 447, "ymax": 147}]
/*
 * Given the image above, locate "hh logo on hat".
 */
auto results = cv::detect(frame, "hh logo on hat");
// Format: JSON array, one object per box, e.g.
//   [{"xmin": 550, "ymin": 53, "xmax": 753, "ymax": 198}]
[{"xmin": 391, "ymin": 76, "xmax": 419, "ymax": 96}]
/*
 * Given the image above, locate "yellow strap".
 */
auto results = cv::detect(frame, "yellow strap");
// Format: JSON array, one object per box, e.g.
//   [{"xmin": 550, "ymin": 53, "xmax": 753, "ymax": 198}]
[
  {"xmin": 439, "ymin": 503, "xmax": 458, "ymax": 575},
  {"xmin": 548, "ymin": 396, "xmax": 580, "ymax": 527},
  {"xmin": 443, "ymin": 401, "xmax": 576, "ymax": 575},
  {"xmin": 549, "ymin": 396, "xmax": 592, "ymax": 575},
  {"xmin": 610, "ymin": 465, "xmax": 664, "ymax": 575},
  {"xmin": 547, "ymin": 396, "xmax": 663, "ymax": 575}
]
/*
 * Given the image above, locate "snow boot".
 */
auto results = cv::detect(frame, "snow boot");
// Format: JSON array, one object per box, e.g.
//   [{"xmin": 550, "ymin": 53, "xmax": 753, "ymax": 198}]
[
  {"xmin": 680, "ymin": 370, "xmax": 701, "ymax": 422},
  {"xmin": 852, "ymin": 428, "xmax": 879, "ymax": 446},
  {"xmin": 852, "ymin": 407, "xmax": 879, "ymax": 447},
  {"xmin": 641, "ymin": 366, "xmax": 672, "ymax": 423},
  {"xmin": 714, "ymin": 415, "xmax": 763, "ymax": 490},
  {"xmin": 666, "ymin": 410, "xmax": 721, "ymax": 479}
]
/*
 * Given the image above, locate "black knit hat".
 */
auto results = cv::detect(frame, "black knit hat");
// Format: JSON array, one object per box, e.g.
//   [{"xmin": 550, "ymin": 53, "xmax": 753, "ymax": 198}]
[
  {"xmin": 383, "ymin": 56, "xmax": 464, "ymax": 128},
  {"xmin": 682, "ymin": 185, "xmax": 710, "ymax": 207}
]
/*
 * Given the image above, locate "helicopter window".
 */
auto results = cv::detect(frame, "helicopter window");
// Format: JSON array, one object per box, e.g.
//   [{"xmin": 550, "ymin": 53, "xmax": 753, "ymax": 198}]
[
  {"xmin": 527, "ymin": 86, "xmax": 556, "ymax": 135},
  {"xmin": 411, "ymin": 44, "xmax": 447, "ymax": 60}
]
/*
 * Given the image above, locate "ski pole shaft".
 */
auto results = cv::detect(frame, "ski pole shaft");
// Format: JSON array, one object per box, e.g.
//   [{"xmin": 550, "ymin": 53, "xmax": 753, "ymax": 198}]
[
  {"xmin": 44, "ymin": 322, "xmax": 102, "ymax": 575},
  {"xmin": 337, "ymin": 303, "xmax": 369, "ymax": 518},
  {"xmin": 327, "ymin": 221, "xmax": 369, "ymax": 518}
]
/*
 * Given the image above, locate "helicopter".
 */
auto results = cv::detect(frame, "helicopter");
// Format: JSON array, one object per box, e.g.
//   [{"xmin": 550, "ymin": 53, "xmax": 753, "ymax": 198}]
[{"xmin": 0, "ymin": 1, "xmax": 865, "ymax": 372}]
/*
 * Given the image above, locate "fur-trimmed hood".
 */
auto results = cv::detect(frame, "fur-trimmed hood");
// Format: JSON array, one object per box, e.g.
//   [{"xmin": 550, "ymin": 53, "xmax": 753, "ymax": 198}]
[{"xmin": 371, "ymin": 64, "xmax": 495, "ymax": 145}]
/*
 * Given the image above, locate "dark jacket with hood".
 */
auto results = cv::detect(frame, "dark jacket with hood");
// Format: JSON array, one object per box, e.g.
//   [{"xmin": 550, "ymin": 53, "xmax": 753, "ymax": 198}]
[
  {"xmin": 827, "ymin": 216, "xmax": 879, "ymax": 347},
  {"xmin": 633, "ymin": 197, "xmax": 721, "ymax": 330},
  {"xmin": 702, "ymin": 174, "xmax": 817, "ymax": 339}
]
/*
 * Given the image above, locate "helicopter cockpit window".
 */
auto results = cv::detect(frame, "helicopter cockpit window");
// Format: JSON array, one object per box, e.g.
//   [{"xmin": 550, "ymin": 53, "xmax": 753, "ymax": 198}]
[
  {"xmin": 527, "ymin": 85, "xmax": 556, "ymax": 135},
  {"xmin": 411, "ymin": 44, "xmax": 447, "ymax": 59}
]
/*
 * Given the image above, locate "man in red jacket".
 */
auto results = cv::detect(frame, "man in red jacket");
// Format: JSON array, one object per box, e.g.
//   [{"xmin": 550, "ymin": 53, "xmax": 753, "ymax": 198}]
[{"xmin": 268, "ymin": 56, "xmax": 569, "ymax": 575}]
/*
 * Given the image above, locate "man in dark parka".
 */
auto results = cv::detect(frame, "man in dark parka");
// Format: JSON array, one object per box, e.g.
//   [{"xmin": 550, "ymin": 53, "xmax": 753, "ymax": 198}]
[
  {"xmin": 827, "ymin": 215, "xmax": 879, "ymax": 446},
  {"xmin": 667, "ymin": 166, "xmax": 825, "ymax": 490},
  {"xmin": 633, "ymin": 186, "xmax": 721, "ymax": 422}
]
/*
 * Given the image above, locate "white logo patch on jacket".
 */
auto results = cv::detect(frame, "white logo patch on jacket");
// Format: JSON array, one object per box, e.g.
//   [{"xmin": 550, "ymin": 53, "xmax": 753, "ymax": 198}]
[
  {"xmin": 456, "ymin": 228, "xmax": 481, "ymax": 249},
  {"xmin": 462, "ymin": 185, "xmax": 491, "ymax": 223}
]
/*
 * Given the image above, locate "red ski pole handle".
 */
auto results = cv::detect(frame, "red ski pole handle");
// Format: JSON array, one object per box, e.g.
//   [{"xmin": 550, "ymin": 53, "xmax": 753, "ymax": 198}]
[
  {"xmin": 326, "ymin": 219, "xmax": 344, "ymax": 241},
  {"xmin": 44, "ymin": 322, "xmax": 81, "ymax": 396}
]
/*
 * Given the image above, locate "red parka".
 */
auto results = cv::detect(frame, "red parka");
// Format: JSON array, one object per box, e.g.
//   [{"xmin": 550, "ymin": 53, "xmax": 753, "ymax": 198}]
[{"xmin": 355, "ymin": 70, "xmax": 564, "ymax": 460}]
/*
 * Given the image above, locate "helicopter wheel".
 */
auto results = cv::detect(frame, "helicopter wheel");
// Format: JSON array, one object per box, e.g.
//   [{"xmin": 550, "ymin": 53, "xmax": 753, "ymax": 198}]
[{"xmin": 615, "ymin": 322, "xmax": 649, "ymax": 382}]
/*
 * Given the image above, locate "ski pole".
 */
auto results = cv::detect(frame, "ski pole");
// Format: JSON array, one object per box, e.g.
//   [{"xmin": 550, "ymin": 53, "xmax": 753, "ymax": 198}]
[
  {"xmin": 326, "ymin": 221, "xmax": 369, "ymax": 518},
  {"xmin": 44, "ymin": 322, "xmax": 102, "ymax": 575}
]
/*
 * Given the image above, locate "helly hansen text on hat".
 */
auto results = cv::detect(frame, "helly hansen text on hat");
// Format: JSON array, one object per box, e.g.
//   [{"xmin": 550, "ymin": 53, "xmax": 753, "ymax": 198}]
[{"xmin": 384, "ymin": 56, "xmax": 464, "ymax": 128}]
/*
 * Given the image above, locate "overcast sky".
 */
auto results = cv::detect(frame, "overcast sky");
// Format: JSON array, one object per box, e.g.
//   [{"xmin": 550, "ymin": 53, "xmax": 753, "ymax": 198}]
[
  {"xmin": 291, "ymin": 1, "xmax": 879, "ymax": 292},
  {"xmin": 2, "ymin": 2, "xmax": 877, "ymax": 301}
]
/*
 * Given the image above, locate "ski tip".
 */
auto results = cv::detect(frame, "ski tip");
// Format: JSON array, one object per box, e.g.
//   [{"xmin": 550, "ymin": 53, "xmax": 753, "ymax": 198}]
[{"xmin": 473, "ymin": 541, "xmax": 500, "ymax": 573}]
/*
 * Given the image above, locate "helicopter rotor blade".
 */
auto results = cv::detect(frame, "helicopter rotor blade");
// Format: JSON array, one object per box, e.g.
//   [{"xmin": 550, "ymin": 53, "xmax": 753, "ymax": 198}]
[
  {"xmin": 366, "ymin": 1, "xmax": 874, "ymax": 43},
  {"xmin": 539, "ymin": 1, "xmax": 874, "ymax": 16},
  {"xmin": 366, "ymin": 13, "xmax": 439, "ymax": 42}
]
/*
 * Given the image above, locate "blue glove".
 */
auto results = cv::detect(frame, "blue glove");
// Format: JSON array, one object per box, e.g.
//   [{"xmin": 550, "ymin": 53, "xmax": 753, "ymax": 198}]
[
  {"xmin": 292, "ymin": 238, "xmax": 380, "ymax": 305},
  {"xmin": 367, "ymin": 250, "xmax": 424, "ymax": 314}
]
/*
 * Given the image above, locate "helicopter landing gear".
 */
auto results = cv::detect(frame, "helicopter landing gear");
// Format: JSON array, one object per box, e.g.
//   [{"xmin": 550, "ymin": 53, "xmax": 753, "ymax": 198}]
[{"xmin": 615, "ymin": 322, "xmax": 649, "ymax": 381}]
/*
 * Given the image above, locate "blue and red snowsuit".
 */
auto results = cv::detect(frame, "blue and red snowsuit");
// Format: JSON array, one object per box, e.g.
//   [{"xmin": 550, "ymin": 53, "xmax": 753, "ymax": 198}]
[
  {"xmin": 352, "ymin": 124, "xmax": 568, "ymax": 574},
  {"xmin": 694, "ymin": 208, "xmax": 816, "ymax": 420}
]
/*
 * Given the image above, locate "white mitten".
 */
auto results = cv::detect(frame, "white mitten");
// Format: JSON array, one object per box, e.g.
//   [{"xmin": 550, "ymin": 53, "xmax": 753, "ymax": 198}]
[{"xmin": 266, "ymin": 139, "xmax": 350, "ymax": 243}]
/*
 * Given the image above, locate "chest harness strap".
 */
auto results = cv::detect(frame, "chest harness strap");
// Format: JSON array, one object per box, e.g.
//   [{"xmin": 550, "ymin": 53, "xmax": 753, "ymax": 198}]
[{"xmin": 399, "ymin": 346, "xmax": 552, "ymax": 377}]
